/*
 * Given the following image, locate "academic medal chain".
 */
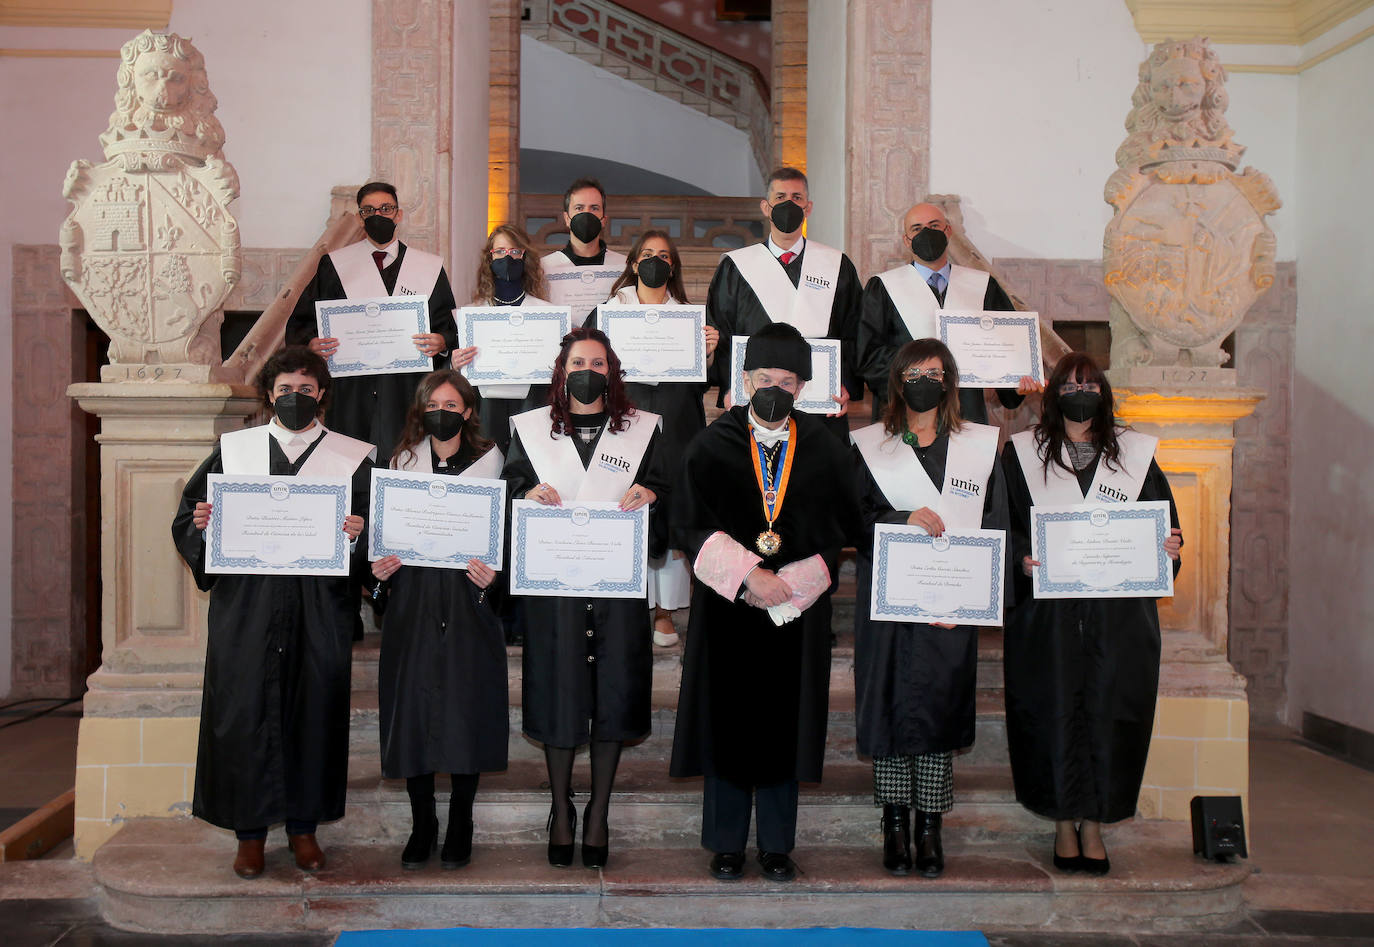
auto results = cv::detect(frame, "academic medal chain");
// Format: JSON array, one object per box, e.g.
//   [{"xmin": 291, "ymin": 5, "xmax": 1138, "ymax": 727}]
[{"xmin": 749, "ymin": 417, "xmax": 797, "ymax": 556}]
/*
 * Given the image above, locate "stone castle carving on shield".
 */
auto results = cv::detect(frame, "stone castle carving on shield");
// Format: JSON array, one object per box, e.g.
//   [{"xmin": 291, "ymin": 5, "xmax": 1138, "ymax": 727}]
[
  {"xmin": 60, "ymin": 30, "xmax": 240, "ymax": 381},
  {"xmin": 1103, "ymin": 37, "xmax": 1281, "ymax": 382}
]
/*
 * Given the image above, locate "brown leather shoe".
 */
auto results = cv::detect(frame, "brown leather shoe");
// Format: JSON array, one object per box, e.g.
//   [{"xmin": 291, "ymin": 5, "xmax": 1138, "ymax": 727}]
[
  {"xmin": 287, "ymin": 832, "xmax": 326, "ymax": 872},
  {"xmin": 233, "ymin": 838, "xmax": 265, "ymax": 879}
]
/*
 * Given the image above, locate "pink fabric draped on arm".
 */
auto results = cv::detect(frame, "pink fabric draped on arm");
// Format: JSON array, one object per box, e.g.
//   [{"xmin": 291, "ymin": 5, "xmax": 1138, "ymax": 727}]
[
  {"xmin": 777, "ymin": 553, "xmax": 830, "ymax": 614},
  {"xmin": 693, "ymin": 531, "xmax": 762, "ymax": 600}
]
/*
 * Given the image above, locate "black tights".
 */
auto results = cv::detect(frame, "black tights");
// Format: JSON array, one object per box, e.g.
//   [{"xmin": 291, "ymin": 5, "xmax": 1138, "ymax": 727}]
[
  {"xmin": 544, "ymin": 740, "xmax": 623, "ymax": 846},
  {"xmin": 405, "ymin": 772, "xmax": 480, "ymax": 830}
]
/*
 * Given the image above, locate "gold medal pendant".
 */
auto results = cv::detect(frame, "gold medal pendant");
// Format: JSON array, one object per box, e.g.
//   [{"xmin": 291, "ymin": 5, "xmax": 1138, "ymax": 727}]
[{"xmin": 756, "ymin": 530, "xmax": 782, "ymax": 556}]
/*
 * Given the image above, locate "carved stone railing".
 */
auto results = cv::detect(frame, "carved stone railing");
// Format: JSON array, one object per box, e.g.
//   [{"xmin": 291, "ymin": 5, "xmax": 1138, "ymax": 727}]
[{"xmin": 523, "ymin": 0, "xmax": 772, "ymax": 180}]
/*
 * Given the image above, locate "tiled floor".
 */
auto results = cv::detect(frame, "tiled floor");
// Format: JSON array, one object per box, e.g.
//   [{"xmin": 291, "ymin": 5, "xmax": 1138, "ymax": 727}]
[{"xmin": 1, "ymin": 713, "xmax": 1370, "ymax": 943}]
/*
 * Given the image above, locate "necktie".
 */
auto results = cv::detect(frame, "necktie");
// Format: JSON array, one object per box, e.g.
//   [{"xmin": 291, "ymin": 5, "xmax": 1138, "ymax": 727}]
[
  {"xmin": 372, "ymin": 250, "xmax": 387, "ymax": 273},
  {"xmin": 779, "ymin": 251, "xmax": 796, "ymax": 265},
  {"xmin": 928, "ymin": 271, "xmax": 946, "ymax": 303}
]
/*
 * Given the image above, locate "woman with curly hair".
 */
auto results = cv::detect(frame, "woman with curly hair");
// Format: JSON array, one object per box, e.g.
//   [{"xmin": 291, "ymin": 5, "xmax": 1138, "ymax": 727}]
[{"xmin": 501, "ymin": 326, "xmax": 669, "ymax": 870}]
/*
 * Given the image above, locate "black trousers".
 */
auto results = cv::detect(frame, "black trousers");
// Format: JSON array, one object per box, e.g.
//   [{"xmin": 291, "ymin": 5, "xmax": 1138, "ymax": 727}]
[{"xmin": 702, "ymin": 775, "xmax": 799, "ymax": 854}]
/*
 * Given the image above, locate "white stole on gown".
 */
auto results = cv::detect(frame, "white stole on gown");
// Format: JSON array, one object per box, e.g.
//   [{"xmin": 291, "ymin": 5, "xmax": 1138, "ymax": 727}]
[
  {"xmin": 875, "ymin": 262, "xmax": 990, "ymax": 342},
  {"xmin": 1010, "ymin": 427, "xmax": 1157, "ymax": 505},
  {"xmin": 851, "ymin": 421, "xmax": 999, "ymax": 529},
  {"xmin": 725, "ymin": 241, "xmax": 842, "ymax": 337},
  {"xmin": 510, "ymin": 406, "xmax": 659, "ymax": 502}
]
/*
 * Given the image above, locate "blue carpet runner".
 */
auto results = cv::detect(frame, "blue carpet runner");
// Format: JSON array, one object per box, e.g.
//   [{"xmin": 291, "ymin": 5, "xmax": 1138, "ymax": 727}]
[{"xmin": 337, "ymin": 930, "xmax": 989, "ymax": 946}]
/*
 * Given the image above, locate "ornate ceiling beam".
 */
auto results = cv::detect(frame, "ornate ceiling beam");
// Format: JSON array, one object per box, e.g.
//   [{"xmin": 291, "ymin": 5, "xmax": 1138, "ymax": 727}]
[
  {"xmin": 0, "ymin": 0, "xmax": 172, "ymax": 29},
  {"xmin": 1124, "ymin": 0, "xmax": 1372, "ymax": 46}
]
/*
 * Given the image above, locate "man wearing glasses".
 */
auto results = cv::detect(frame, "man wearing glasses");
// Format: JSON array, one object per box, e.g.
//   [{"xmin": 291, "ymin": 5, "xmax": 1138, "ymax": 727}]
[
  {"xmin": 286, "ymin": 181, "xmax": 459, "ymax": 465},
  {"xmin": 856, "ymin": 202, "xmax": 1040, "ymax": 424},
  {"xmin": 541, "ymin": 177, "xmax": 627, "ymax": 326}
]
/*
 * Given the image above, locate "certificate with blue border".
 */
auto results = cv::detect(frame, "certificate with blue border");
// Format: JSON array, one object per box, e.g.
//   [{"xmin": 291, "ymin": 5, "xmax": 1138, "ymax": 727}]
[
  {"xmin": 871, "ymin": 525, "xmax": 1006, "ymax": 626},
  {"xmin": 458, "ymin": 306, "xmax": 572, "ymax": 384},
  {"xmin": 316, "ymin": 295, "xmax": 431, "ymax": 378},
  {"xmin": 205, "ymin": 474, "xmax": 351, "ymax": 576},
  {"xmin": 600, "ymin": 303, "xmax": 707, "ymax": 383},
  {"xmin": 936, "ymin": 310, "xmax": 1044, "ymax": 388},
  {"xmin": 368, "ymin": 469, "xmax": 506, "ymax": 571},
  {"xmin": 1030, "ymin": 501, "xmax": 1174, "ymax": 599},
  {"xmin": 509, "ymin": 500, "xmax": 648, "ymax": 599},
  {"xmin": 731, "ymin": 335, "xmax": 842, "ymax": 414}
]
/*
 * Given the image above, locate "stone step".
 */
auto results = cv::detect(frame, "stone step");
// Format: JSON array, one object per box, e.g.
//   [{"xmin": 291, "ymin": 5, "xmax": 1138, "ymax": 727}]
[{"xmin": 92, "ymin": 818, "xmax": 1250, "ymax": 934}]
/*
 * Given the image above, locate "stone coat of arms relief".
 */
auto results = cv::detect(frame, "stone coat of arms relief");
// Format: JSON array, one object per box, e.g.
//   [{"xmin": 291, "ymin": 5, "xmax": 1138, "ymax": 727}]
[
  {"xmin": 60, "ymin": 30, "xmax": 240, "ymax": 381},
  {"xmin": 1103, "ymin": 38, "xmax": 1281, "ymax": 383}
]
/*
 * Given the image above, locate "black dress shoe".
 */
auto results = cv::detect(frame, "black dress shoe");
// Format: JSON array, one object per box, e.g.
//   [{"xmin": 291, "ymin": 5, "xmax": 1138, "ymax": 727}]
[
  {"xmin": 401, "ymin": 814, "xmax": 438, "ymax": 870},
  {"xmin": 1052, "ymin": 849, "xmax": 1082, "ymax": 872},
  {"xmin": 1076, "ymin": 826, "xmax": 1110, "ymax": 875},
  {"xmin": 441, "ymin": 819, "xmax": 472, "ymax": 869},
  {"xmin": 881, "ymin": 804, "xmax": 913, "ymax": 876},
  {"xmin": 546, "ymin": 797, "xmax": 576, "ymax": 867},
  {"xmin": 581, "ymin": 804, "xmax": 608, "ymax": 869},
  {"xmin": 914, "ymin": 811, "xmax": 944, "ymax": 878},
  {"xmin": 709, "ymin": 851, "xmax": 746, "ymax": 880},
  {"xmin": 757, "ymin": 850, "xmax": 797, "ymax": 882}
]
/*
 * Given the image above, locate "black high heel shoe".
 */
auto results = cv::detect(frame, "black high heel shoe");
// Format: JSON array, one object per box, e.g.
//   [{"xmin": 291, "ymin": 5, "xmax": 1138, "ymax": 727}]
[
  {"xmin": 546, "ymin": 796, "xmax": 576, "ymax": 867},
  {"xmin": 1077, "ymin": 826, "xmax": 1110, "ymax": 876},
  {"xmin": 581, "ymin": 802, "xmax": 608, "ymax": 869}
]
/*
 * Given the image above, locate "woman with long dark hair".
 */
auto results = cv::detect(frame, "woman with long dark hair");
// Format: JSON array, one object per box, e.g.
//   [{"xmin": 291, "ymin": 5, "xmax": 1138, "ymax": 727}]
[
  {"xmin": 501, "ymin": 326, "xmax": 669, "ymax": 869},
  {"xmin": 1002, "ymin": 352, "xmax": 1183, "ymax": 875},
  {"xmin": 369, "ymin": 370, "xmax": 509, "ymax": 871},
  {"xmin": 589, "ymin": 230, "xmax": 719, "ymax": 646},
  {"xmin": 851, "ymin": 338, "xmax": 1008, "ymax": 879}
]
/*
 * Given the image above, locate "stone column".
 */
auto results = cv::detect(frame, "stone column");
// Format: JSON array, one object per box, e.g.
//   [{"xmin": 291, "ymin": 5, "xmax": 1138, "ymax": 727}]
[
  {"xmin": 68, "ymin": 383, "xmax": 258, "ymax": 857},
  {"xmin": 771, "ymin": 0, "xmax": 808, "ymax": 171},
  {"xmin": 1117, "ymin": 386, "xmax": 1263, "ymax": 823},
  {"xmin": 488, "ymin": 0, "xmax": 521, "ymax": 231}
]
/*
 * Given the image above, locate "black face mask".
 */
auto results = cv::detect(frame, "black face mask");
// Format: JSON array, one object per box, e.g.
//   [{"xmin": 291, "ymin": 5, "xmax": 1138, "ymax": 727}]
[
  {"xmin": 566, "ymin": 369, "xmax": 608, "ymax": 405},
  {"xmin": 363, "ymin": 214, "xmax": 396, "ymax": 245},
  {"xmin": 568, "ymin": 212, "xmax": 603, "ymax": 244},
  {"xmin": 422, "ymin": 409, "xmax": 465, "ymax": 442},
  {"xmin": 1059, "ymin": 391, "xmax": 1102, "ymax": 423},
  {"xmin": 902, "ymin": 378, "xmax": 945, "ymax": 414},
  {"xmin": 750, "ymin": 386, "xmax": 795, "ymax": 423},
  {"xmin": 490, "ymin": 256, "xmax": 524, "ymax": 283},
  {"xmin": 636, "ymin": 256, "xmax": 671, "ymax": 289},
  {"xmin": 273, "ymin": 392, "xmax": 319, "ymax": 431},
  {"xmin": 769, "ymin": 200, "xmax": 805, "ymax": 234},
  {"xmin": 910, "ymin": 227, "xmax": 948, "ymax": 262}
]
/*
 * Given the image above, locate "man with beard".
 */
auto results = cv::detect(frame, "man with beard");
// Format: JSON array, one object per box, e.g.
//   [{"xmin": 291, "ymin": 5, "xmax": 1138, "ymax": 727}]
[{"xmin": 541, "ymin": 177, "xmax": 628, "ymax": 326}]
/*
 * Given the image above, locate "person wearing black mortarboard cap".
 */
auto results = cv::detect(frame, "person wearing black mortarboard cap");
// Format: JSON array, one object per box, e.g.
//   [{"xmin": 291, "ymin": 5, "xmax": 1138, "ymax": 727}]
[{"xmin": 669, "ymin": 322, "xmax": 861, "ymax": 883}]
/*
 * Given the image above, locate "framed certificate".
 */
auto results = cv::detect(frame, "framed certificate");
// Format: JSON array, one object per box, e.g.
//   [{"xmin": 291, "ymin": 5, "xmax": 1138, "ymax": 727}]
[
  {"xmin": 509, "ymin": 500, "xmax": 648, "ymax": 599},
  {"xmin": 458, "ymin": 306, "xmax": 572, "ymax": 385},
  {"xmin": 731, "ymin": 335, "xmax": 842, "ymax": 414},
  {"xmin": 871, "ymin": 525, "xmax": 1006, "ymax": 626},
  {"xmin": 936, "ymin": 311, "xmax": 1044, "ymax": 388},
  {"xmin": 368, "ymin": 469, "xmax": 506, "ymax": 570},
  {"xmin": 599, "ymin": 303, "xmax": 707, "ymax": 383},
  {"xmin": 1030, "ymin": 501, "xmax": 1174, "ymax": 599},
  {"xmin": 205, "ymin": 474, "xmax": 352, "ymax": 576},
  {"xmin": 316, "ymin": 295, "xmax": 431, "ymax": 378}
]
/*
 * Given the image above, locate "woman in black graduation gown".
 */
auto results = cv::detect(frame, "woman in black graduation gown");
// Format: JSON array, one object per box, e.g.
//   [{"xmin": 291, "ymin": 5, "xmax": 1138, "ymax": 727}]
[
  {"xmin": 851, "ymin": 339, "xmax": 1009, "ymax": 879},
  {"xmin": 588, "ymin": 230, "xmax": 719, "ymax": 646},
  {"xmin": 1002, "ymin": 352, "xmax": 1183, "ymax": 875},
  {"xmin": 369, "ymin": 370, "xmax": 508, "ymax": 870},
  {"xmin": 170, "ymin": 346, "xmax": 374, "ymax": 879},
  {"xmin": 502, "ymin": 326, "xmax": 668, "ymax": 869}
]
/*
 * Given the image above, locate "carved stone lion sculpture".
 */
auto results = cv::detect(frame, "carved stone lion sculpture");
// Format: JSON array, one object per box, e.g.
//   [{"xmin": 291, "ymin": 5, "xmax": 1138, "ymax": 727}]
[
  {"xmin": 1103, "ymin": 38, "xmax": 1280, "ymax": 382},
  {"xmin": 61, "ymin": 30, "xmax": 240, "ymax": 381}
]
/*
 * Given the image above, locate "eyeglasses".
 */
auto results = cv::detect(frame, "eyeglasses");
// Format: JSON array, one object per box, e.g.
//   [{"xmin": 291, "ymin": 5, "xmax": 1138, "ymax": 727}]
[
  {"xmin": 358, "ymin": 203, "xmax": 399, "ymax": 219},
  {"xmin": 1059, "ymin": 382, "xmax": 1101, "ymax": 394},
  {"xmin": 901, "ymin": 368, "xmax": 945, "ymax": 382},
  {"xmin": 491, "ymin": 247, "xmax": 525, "ymax": 259}
]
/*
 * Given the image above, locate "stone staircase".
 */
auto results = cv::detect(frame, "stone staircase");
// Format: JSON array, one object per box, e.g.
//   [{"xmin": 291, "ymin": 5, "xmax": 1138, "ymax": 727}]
[{"xmin": 91, "ymin": 569, "xmax": 1249, "ymax": 934}]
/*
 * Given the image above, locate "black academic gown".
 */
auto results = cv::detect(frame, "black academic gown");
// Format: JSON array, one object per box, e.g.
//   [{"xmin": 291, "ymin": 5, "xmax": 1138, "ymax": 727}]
[
  {"xmin": 1001, "ymin": 444, "xmax": 1181, "ymax": 823},
  {"xmin": 502, "ymin": 415, "xmax": 670, "ymax": 748},
  {"xmin": 852, "ymin": 431, "xmax": 1010, "ymax": 758},
  {"xmin": 856, "ymin": 272, "xmax": 1023, "ymax": 423},
  {"xmin": 669, "ymin": 407, "xmax": 860, "ymax": 785},
  {"xmin": 170, "ymin": 431, "xmax": 371, "ymax": 832},
  {"xmin": 285, "ymin": 243, "xmax": 459, "ymax": 465},
  {"xmin": 705, "ymin": 245, "xmax": 862, "ymax": 443},
  {"xmin": 376, "ymin": 444, "xmax": 510, "ymax": 779}
]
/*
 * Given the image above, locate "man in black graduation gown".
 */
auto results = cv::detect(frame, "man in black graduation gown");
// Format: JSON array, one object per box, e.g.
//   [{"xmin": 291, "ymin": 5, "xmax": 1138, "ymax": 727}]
[
  {"xmin": 285, "ymin": 181, "xmax": 458, "ymax": 466},
  {"xmin": 540, "ymin": 177, "xmax": 627, "ymax": 325},
  {"xmin": 171, "ymin": 347, "xmax": 374, "ymax": 878},
  {"xmin": 856, "ymin": 202, "xmax": 1036, "ymax": 423},
  {"xmin": 670, "ymin": 323, "xmax": 860, "ymax": 882},
  {"xmin": 705, "ymin": 167, "xmax": 862, "ymax": 444}
]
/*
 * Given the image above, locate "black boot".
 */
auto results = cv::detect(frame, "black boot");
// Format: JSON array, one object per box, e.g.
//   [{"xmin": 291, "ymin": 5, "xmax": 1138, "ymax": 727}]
[
  {"xmin": 914, "ymin": 810, "xmax": 944, "ymax": 878},
  {"xmin": 402, "ymin": 778, "xmax": 438, "ymax": 870},
  {"xmin": 881, "ymin": 804, "xmax": 912, "ymax": 876},
  {"xmin": 441, "ymin": 818, "xmax": 473, "ymax": 869}
]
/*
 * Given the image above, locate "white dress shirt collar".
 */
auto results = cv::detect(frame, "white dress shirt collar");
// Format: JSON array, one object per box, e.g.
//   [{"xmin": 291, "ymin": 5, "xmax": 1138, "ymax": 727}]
[
  {"xmin": 268, "ymin": 418, "xmax": 326, "ymax": 464},
  {"xmin": 767, "ymin": 235, "xmax": 805, "ymax": 259},
  {"xmin": 911, "ymin": 258, "xmax": 952, "ymax": 284}
]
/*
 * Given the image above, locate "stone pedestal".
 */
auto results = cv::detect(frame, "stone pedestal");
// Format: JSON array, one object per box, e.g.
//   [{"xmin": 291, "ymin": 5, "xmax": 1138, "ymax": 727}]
[
  {"xmin": 67, "ymin": 382, "xmax": 258, "ymax": 858},
  {"xmin": 1117, "ymin": 386, "xmax": 1263, "ymax": 823}
]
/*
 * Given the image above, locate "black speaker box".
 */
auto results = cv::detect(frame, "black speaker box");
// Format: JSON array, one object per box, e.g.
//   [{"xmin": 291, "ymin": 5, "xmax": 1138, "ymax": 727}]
[{"xmin": 1191, "ymin": 795, "xmax": 1248, "ymax": 861}]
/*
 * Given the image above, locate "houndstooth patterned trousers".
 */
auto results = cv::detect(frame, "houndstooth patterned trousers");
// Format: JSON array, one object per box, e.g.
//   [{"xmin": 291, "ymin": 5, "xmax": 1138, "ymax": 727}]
[{"xmin": 872, "ymin": 752, "xmax": 954, "ymax": 813}]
